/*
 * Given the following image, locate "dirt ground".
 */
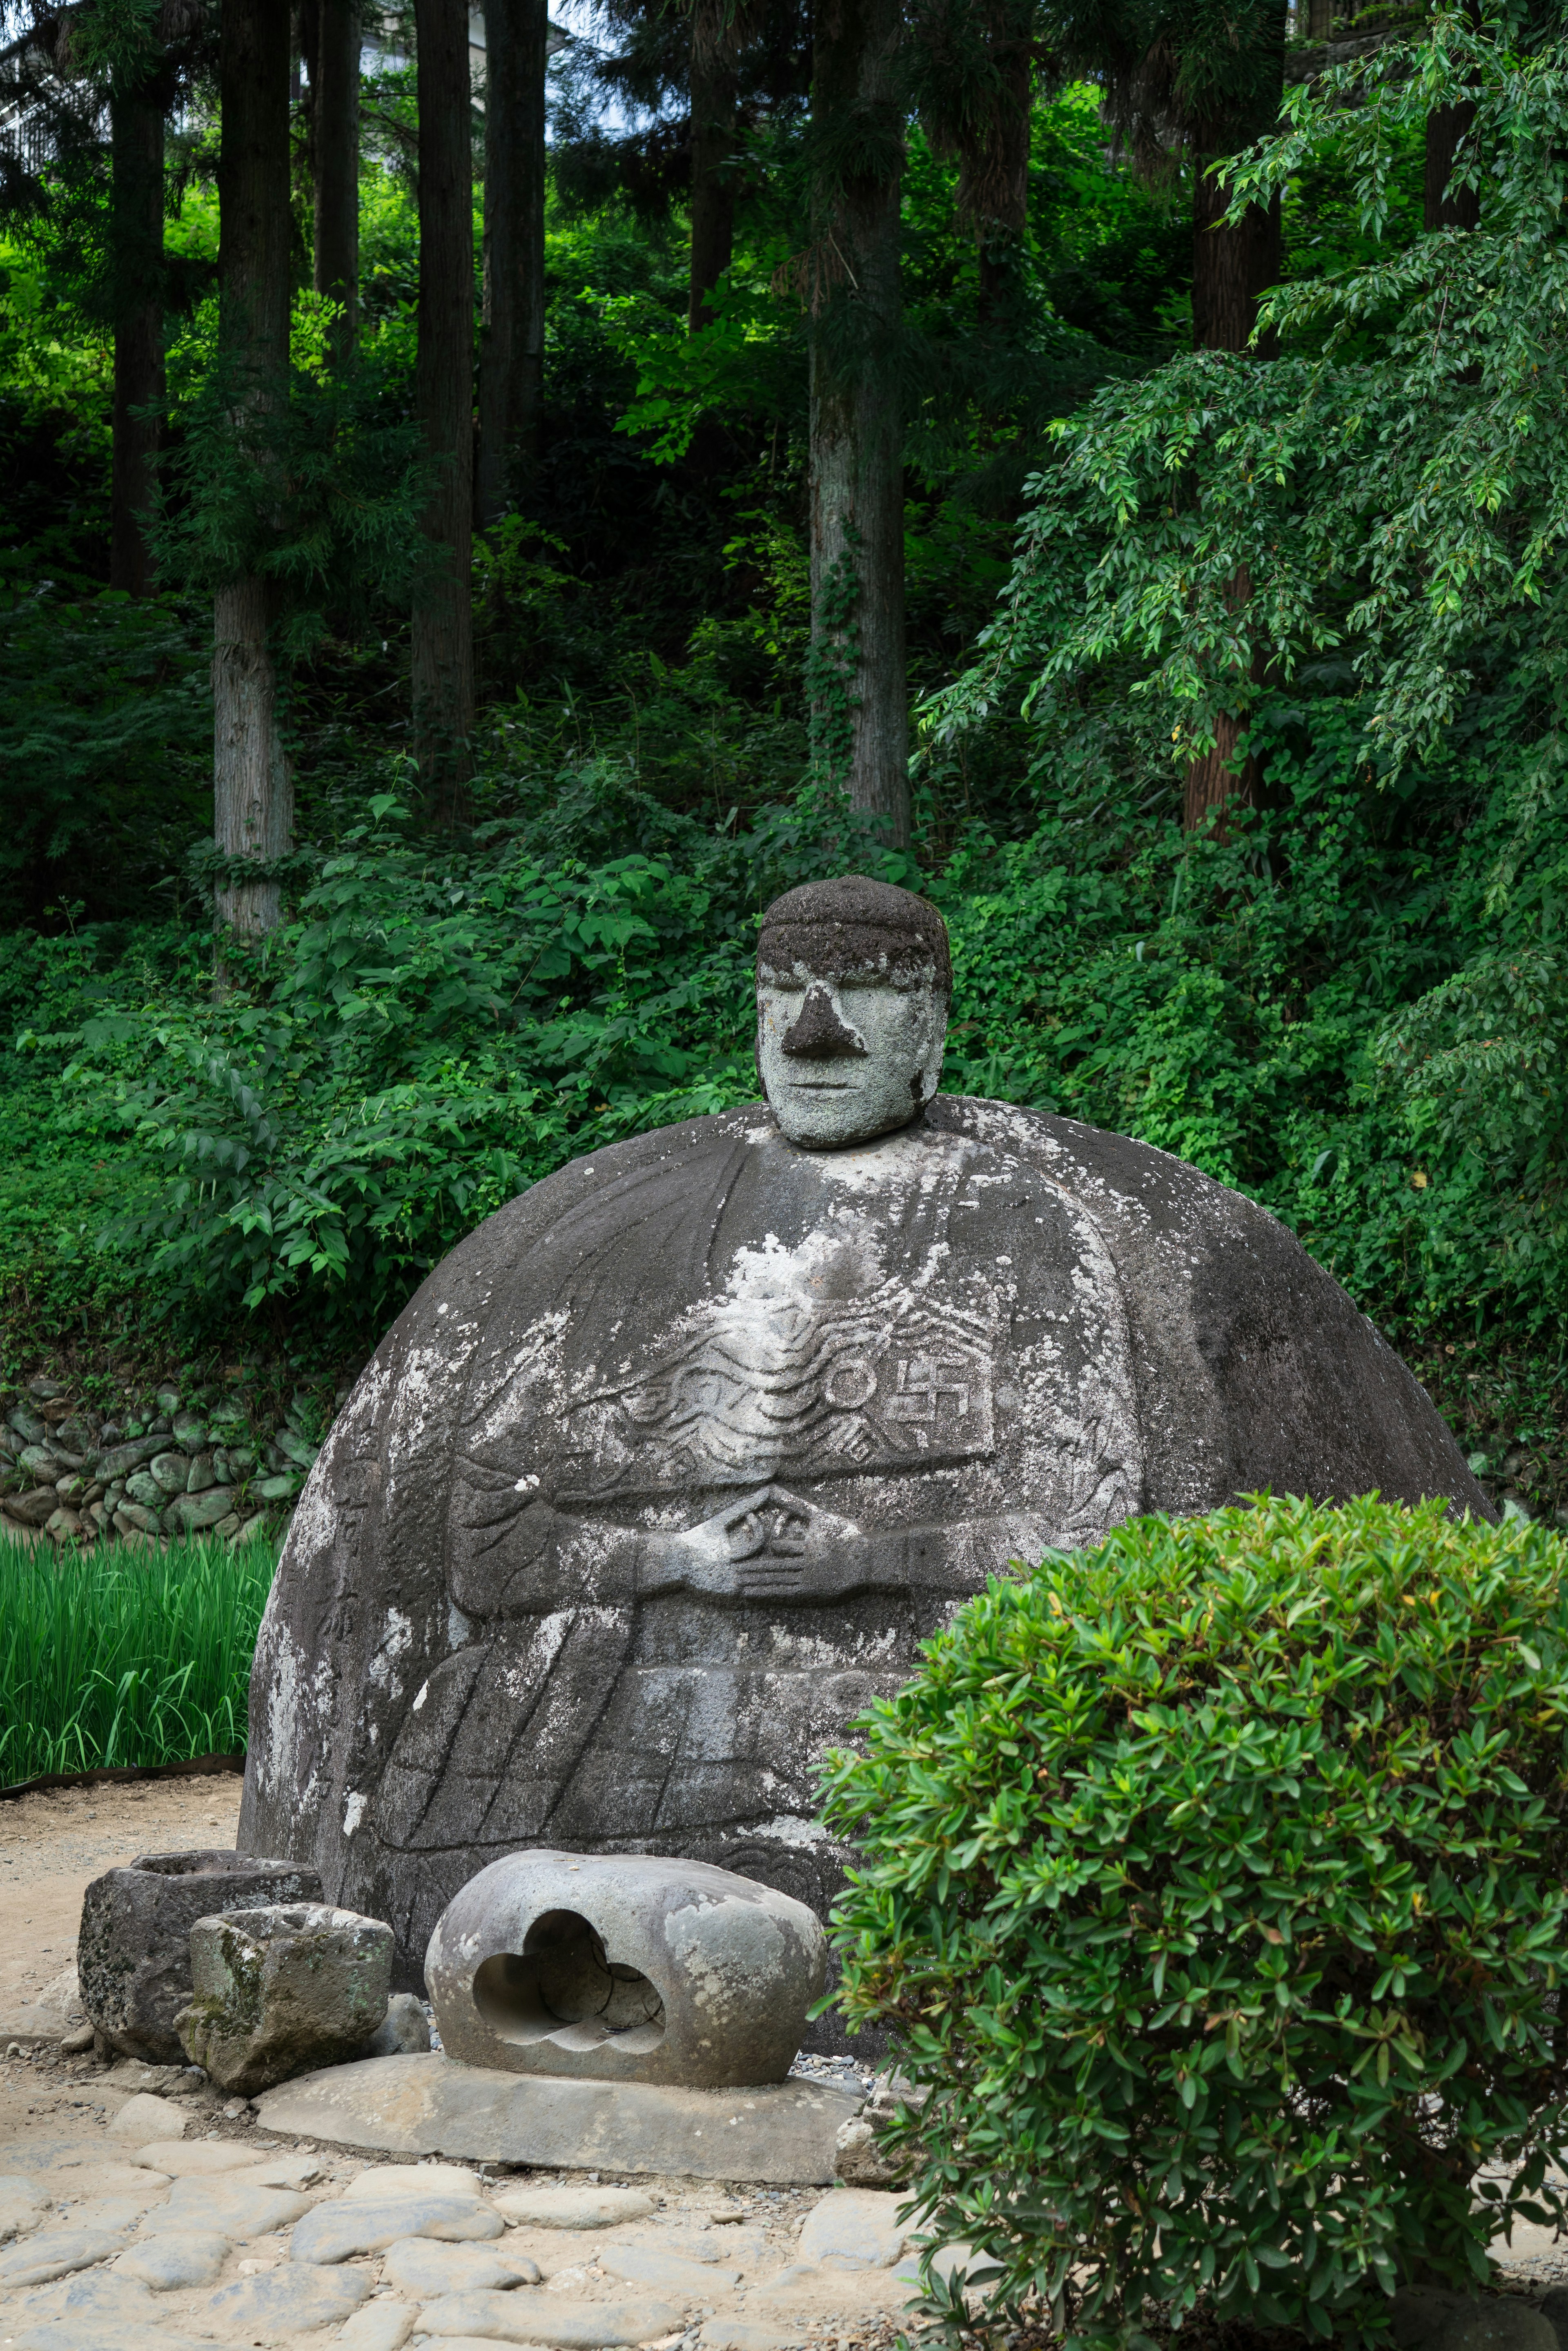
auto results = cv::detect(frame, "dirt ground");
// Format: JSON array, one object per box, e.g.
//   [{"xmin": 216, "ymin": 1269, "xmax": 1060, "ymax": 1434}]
[{"xmin": 0, "ymin": 1774, "xmax": 243, "ymax": 2037}]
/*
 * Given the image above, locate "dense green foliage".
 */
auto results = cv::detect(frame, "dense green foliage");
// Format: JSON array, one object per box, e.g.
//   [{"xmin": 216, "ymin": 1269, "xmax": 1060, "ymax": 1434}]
[
  {"xmin": 821, "ymin": 1498, "xmax": 1568, "ymax": 2350},
  {"xmin": 2, "ymin": 8, "xmax": 1566, "ymax": 1417},
  {"xmin": 0, "ymin": 1532, "xmax": 276, "ymax": 1780}
]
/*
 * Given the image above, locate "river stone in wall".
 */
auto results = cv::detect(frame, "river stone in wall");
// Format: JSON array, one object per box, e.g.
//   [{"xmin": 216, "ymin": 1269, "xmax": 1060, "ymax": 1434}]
[{"xmin": 240, "ymin": 876, "xmax": 1489, "ymax": 1991}]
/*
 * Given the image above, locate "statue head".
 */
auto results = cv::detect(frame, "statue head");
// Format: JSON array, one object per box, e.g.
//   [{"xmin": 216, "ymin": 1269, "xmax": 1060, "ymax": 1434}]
[{"xmin": 755, "ymin": 876, "xmax": 952, "ymax": 1148}]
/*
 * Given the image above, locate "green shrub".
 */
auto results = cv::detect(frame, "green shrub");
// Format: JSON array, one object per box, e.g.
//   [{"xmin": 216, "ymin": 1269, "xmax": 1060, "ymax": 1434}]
[
  {"xmin": 821, "ymin": 1497, "xmax": 1568, "ymax": 2351},
  {"xmin": 0, "ymin": 1533, "xmax": 277, "ymax": 1781}
]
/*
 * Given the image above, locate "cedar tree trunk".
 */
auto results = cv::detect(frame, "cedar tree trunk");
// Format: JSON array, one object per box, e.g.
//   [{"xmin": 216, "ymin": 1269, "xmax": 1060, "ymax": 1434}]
[
  {"xmin": 214, "ymin": 0, "xmax": 294, "ymax": 942},
  {"xmin": 412, "ymin": 0, "xmax": 475, "ymax": 817},
  {"xmin": 956, "ymin": 6, "xmax": 1032, "ymax": 328},
  {"xmin": 1425, "ymin": 100, "xmax": 1479, "ymax": 232},
  {"xmin": 313, "ymin": 0, "xmax": 361, "ymax": 362},
  {"xmin": 476, "ymin": 0, "xmax": 547, "ymax": 524},
  {"xmin": 109, "ymin": 69, "xmax": 167, "ymax": 597},
  {"xmin": 688, "ymin": 0, "xmax": 739, "ymax": 333},
  {"xmin": 1183, "ymin": 4, "xmax": 1285, "ymax": 833},
  {"xmin": 807, "ymin": 0, "xmax": 908, "ymax": 849}
]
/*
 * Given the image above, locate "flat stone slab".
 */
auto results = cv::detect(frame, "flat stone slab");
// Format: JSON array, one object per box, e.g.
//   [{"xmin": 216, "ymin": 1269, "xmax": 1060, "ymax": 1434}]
[
  {"xmin": 115, "ymin": 2226, "xmax": 230, "ymax": 2289},
  {"xmin": 797, "ymin": 2187, "xmax": 908, "ymax": 2269},
  {"xmin": 253, "ymin": 2053, "xmax": 862, "ymax": 2183},
  {"xmin": 491, "ymin": 2185, "xmax": 655, "ymax": 2229},
  {"xmin": 140, "ymin": 2178, "xmax": 312, "ymax": 2240},
  {"xmin": 599, "ymin": 2242, "xmax": 742, "ymax": 2293},
  {"xmin": 381, "ymin": 2234, "xmax": 541, "ymax": 2294},
  {"xmin": 196, "ymin": 2260, "xmax": 372, "ymax": 2340},
  {"xmin": 340, "ymin": 2308, "xmax": 422, "ymax": 2351},
  {"xmin": 290, "ymin": 2189, "xmax": 503, "ymax": 2261},
  {"xmin": 0, "ymin": 2227, "xmax": 125, "ymax": 2286},
  {"xmin": 418, "ymin": 2290, "xmax": 682, "ymax": 2343}
]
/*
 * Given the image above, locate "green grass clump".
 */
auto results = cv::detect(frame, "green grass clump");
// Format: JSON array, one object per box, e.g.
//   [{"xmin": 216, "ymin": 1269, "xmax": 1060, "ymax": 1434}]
[{"xmin": 0, "ymin": 1534, "xmax": 277, "ymax": 1782}]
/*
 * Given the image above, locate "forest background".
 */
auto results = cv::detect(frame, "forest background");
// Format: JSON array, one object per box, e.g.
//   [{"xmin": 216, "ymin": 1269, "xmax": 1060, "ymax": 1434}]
[{"xmin": 1, "ymin": 0, "xmax": 1566, "ymax": 1515}]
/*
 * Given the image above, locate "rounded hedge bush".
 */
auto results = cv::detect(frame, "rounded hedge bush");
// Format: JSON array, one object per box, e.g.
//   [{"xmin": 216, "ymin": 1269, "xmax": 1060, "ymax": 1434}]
[{"xmin": 820, "ymin": 1497, "xmax": 1568, "ymax": 2350}]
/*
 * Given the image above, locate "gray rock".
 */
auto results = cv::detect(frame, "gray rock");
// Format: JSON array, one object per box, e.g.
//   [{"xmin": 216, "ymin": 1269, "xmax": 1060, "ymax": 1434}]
[
  {"xmin": 172, "ymin": 1414, "xmax": 208, "ymax": 1454},
  {"xmin": 255, "ymin": 1470, "xmax": 302, "ymax": 1502},
  {"xmin": 428, "ymin": 1851, "xmax": 824, "ymax": 2089},
  {"xmin": 380, "ymin": 2235, "xmax": 540, "ymax": 2293},
  {"xmin": 6, "ymin": 1486, "xmax": 59, "ymax": 1526},
  {"xmin": 169, "ymin": 1485, "xmax": 236, "ymax": 1532},
  {"xmin": 0, "ymin": 2187, "xmax": 47, "ymax": 2243},
  {"xmin": 8, "ymin": 1404, "xmax": 47, "ymax": 1444},
  {"xmin": 599, "ymin": 2244, "xmax": 742, "ymax": 2294},
  {"xmin": 832, "ymin": 2075, "xmax": 927, "ymax": 2186},
  {"xmin": 148, "ymin": 1451, "xmax": 190, "ymax": 1495},
  {"xmin": 254, "ymin": 2054, "xmax": 862, "ymax": 2184},
  {"xmin": 186, "ymin": 1451, "xmax": 216, "ymax": 1493},
  {"xmin": 417, "ymin": 2292, "xmax": 682, "ymax": 2344},
  {"xmin": 196, "ymin": 2262, "xmax": 372, "ymax": 2342},
  {"xmin": 0, "ymin": 2226, "xmax": 125, "ymax": 2285},
  {"xmin": 176, "ymin": 1900, "xmax": 392, "ymax": 2095},
  {"xmin": 1435, "ymin": 2305, "xmax": 1559, "ymax": 2351},
  {"xmin": 359, "ymin": 1988, "xmax": 431, "ymax": 2057},
  {"xmin": 699, "ymin": 2329, "xmax": 803, "ymax": 2351},
  {"xmin": 290, "ymin": 2190, "xmax": 503, "ymax": 2261},
  {"xmin": 239, "ymin": 879, "xmax": 1489, "ymax": 1984},
  {"xmin": 1394, "ymin": 2288, "xmax": 1480, "ymax": 2350},
  {"xmin": 113, "ymin": 1503, "xmax": 163, "ymax": 1537},
  {"xmin": 97, "ymin": 1439, "xmax": 163, "ymax": 1481},
  {"xmin": 122, "ymin": 1471, "xmax": 163, "ymax": 1507},
  {"xmin": 143, "ymin": 2178, "xmax": 313, "ymax": 2240},
  {"xmin": 115, "ymin": 2228, "xmax": 231, "ymax": 2289},
  {"xmin": 77, "ymin": 1850, "xmax": 321, "ymax": 2062},
  {"xmin": 339, "ymin": 2308, "xmax": 423, "ymax": 2351},
  {"xmin": 18, "ymin": 1444, "xmax": 63, "ymax": 1480},
  {"xmin": 490, "ymin": 2186, "xmax": 655, "ymax": 2229},
  {"xmin": 7, "ymin": 2271, "xmax": 217, "ymax": 2351},
  {"xmin": 797, "ymin": 2189, "xmax": 907, "ymax": 2269}
]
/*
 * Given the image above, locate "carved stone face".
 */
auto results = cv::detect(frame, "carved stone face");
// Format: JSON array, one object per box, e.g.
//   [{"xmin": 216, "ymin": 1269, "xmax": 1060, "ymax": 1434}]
[{"xmin": 757, "ymin": 960, "xmax": 947, "ymax": 1148}]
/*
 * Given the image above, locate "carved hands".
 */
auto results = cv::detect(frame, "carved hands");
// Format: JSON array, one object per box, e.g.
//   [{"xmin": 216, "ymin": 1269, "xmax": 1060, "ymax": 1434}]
[{"xmin": 639, "ymin": 1485, "xmax": 889, "ymax": 1604}]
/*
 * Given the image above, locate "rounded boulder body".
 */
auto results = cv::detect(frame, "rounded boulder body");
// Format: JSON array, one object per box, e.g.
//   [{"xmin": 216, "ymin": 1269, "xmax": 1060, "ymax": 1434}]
[
  {"xmin": 77, "ymin": 1851, "xmax": 323, "ymax": 2063},
  {"xmin": 426, "ymin": 1848, "xmax": 826, "ymax": 2087},
  {"xmin": 238, "ymin": 1096, "xmax": 1490, "ymax": 1984}
]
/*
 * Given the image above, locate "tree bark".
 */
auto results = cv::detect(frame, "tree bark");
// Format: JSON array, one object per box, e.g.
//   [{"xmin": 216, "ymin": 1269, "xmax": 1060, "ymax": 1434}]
[
  {"xmin": 413, "ymin": 0, "xmax": 476, "ymax": 818},
  {"xmin": 214, "ymin": 0, "xmax": 293, "ymax": 942},
  {"xmin": 807, "ymin": 0, "xmax": 908, "ymax": 849},
  {"xmin": 109, "ymin": 70, "xmax": 167, "ymax": 598},
  {"xmin": 1425, "ymin": 100, "xmax": 1479, "ymax": 231},
  {"xmin": 476, "ymin": 0, "xmax": 547, "ymax": 525},
  {"xmin": 688, "ymin": 0, "xmax": 739, "ymax": 333},
  {"xmin": 313, "ymin": 0, "xmax": 361, "ymax": 363},
  {"xmin": 1192, "ymin": 159, "xmax": 1281, "ymax": 355},
  {"xmin": 956, "ymin": 5, "xmax": 1032, "ymax": 329}
]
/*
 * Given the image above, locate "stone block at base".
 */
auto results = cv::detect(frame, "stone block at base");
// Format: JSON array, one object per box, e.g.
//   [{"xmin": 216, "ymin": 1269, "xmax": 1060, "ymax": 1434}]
[{"xmin": 252, "ymin": 2051, "xmax": 862, "ymax": 2182}]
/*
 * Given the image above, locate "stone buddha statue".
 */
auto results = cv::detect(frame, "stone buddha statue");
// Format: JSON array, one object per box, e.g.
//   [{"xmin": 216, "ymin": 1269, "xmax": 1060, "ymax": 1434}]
[{"xmin": 241, "ymin": 876, "xmax": 1485, "ymax": 1987}]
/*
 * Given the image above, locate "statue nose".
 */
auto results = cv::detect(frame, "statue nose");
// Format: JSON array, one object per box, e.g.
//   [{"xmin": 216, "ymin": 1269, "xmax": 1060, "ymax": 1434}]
[{"xmin": 780, "ymin": 983, "xmax": 866, "ymax": 1060}]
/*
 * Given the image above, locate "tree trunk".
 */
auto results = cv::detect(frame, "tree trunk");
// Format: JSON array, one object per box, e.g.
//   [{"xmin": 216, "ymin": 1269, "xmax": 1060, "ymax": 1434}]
[
  {"xmin": 109, "ymin": 71, "xmax": 166, "ymax": 598},
  {"xmin": 214, "ymin": 576, "xmax": 295, "ymax": 937},
  {"xmin": 313, "ymin": 0, "xmax": 361, "ymax": 363},
  {"xmin": 412, "ymin": 0, "xmax": 475, "ymax": 818},
  {"xmin": 1183, "ymin": 4, "xmax": 1285, "ymax": 832},
  {"xmin": 1191, "ymin": 160, "xmax": 1281, "ymax": 355},
  {"xmin": 956, "ymin": 6, "xmax": 1032, "ymax": 330},
  {"xmin": 807, "ymin": 0, "xmax": 908, "ymax": 849},
  {"xmin": 476, "ymin": 0, "xmax": 547, "ymax": 525},
  {"xmin": 214, "ymin": 0, "xmax": 293, "ymax": 942},
  {"xmin": 1425, "ymin": 100, "xmax": 1479, "ymax": 231},
  {"xmin": 688, "ymin": 0, "xmax": 738, "ymax": 333}
]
